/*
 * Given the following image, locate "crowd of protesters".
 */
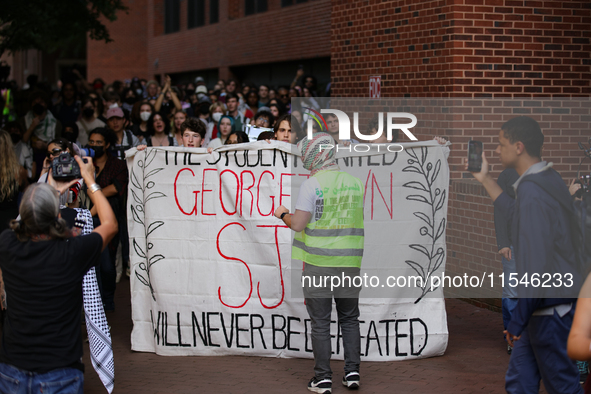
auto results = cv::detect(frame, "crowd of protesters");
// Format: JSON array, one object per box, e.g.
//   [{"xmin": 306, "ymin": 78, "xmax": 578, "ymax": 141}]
[
  {"xmin": 3, "ymin": 68, "xmax": 591, "ymax": 394},
  {"xmin": 0, "ymin": 68, "xmax": 333, "ymax": 309}
]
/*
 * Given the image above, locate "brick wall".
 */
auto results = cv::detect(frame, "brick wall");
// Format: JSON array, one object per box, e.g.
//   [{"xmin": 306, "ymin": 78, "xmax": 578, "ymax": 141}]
[
  {"xmin": 331, "ymin": 0, "xmax": 591, "ymax": 307},
  {"xmin": 87, "ymin": 0, "xmax": 150, "ymax": 82},
  {"xmin": 331, "ymin": 0, "xmax": 591, "ymax": 97},
  {"xmin": 147, "ymin": 0, "xmax": 331, "ymax": 79}
]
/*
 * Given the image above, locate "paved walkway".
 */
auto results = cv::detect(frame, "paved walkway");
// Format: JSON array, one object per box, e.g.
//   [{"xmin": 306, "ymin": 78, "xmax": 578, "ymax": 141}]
[{"xmin": 83, "ymin": 279, "xmax": 515, "ymax": 393}]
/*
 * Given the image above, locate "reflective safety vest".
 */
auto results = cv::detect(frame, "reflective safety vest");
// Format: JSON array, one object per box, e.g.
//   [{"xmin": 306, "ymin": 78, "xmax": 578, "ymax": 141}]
[{"xmin": 292, "ymin": 170, "xmax": 364, "ymax": 268}]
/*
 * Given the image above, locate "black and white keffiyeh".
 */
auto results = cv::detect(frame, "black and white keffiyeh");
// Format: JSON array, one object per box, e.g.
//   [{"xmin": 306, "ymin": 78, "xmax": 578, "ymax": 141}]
[{"xmin": 74, "ymin": 208, "xmax": 115, "ymax": 393}]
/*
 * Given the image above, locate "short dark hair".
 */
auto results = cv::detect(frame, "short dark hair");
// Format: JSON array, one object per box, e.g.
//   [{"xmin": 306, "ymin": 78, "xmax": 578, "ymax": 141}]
[
  {"xmin": 180, "ymin": 118, "xmax": 206, "ymax": 139},
  {"xmin": 89, "ymin": 127, "xmax": 117, "ymax": 147},
  {"xmin": 225, "ymin": 92, "xmax": 239, "ymax": 102},
  {"xmin": 257, "ymin": 131, "xmax": 276, "ymax": 141},
  {"xmin": 62, "ymin": 122, "xmax": 79, "ymax": 142},
  {"xmin": 254, "ymin": 110, "xmax": 274, "ymax": 126},
  {"xmin": 226, "ymin": 131, "xmax": 250, "ymax": 144},
  {"xmin": 324, "ymin": 112, "xmax": 337, "ymax": 121},
  {"xmin": 501, "ymin": 116, "xmax": 544, "ymax": 159},
  {"xmin": 29, "ymin": 90, "xmax": 49, "ymax": 106},
  {"xmin": 273, "ymin": 114, "xmax": 291, "ymax": 133}
]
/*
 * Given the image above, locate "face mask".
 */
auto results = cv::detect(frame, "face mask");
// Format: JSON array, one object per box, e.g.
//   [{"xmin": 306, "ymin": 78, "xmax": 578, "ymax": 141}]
[
  {"xmin": 109, "ymin": 103, "xmax": 119, "ymax": 109},
  {"xmin": 32, "ymin": 103, "xmax": 45, "ymax": 115},
  {"xmin": 140, "ymin": 112, "xmax": 151, "ymax": 122},
  {"xmin": 136, "ymin": 89, "xmax": 143, "ymax": 96},
  {"xmin": 10, "ymin": 133, "xmax": 21, "ymax": 144},
  {"xmin": 93, "ymin": 146, "xmax": 105, "ymax": 158},
  {"xmin": 212, "ymin": 113, "xmax": 223, "ymax": 122},
  {"xmin": 82, "ymin": 107, "xmax": 95, "ymax": 118}
]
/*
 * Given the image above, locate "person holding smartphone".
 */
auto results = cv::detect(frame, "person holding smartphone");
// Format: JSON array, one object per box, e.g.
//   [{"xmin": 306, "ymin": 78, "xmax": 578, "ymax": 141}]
[
  {"xmin": 466, "ymin": 116, "xmax": 582, "ymax": 394},
  {"xmin": 0, "ymin": 156, "xmax": 117, "ymax": 393}
]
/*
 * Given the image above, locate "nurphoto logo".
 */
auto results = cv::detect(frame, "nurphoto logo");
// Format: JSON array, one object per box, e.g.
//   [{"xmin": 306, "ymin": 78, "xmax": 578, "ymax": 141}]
[{"xmin": 304, "ymin": 108, "xmax": 418, "ymax": 153}]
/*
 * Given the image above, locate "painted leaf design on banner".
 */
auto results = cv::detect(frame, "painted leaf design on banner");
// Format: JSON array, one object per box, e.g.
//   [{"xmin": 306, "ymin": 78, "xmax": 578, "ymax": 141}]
[
  {"xmin": 130, "ymin": 148, "xmax": 167, "ymax": 301},
  {"xmin": 403, "ymin": 146, "xmax": 447, "ymax": 304}
]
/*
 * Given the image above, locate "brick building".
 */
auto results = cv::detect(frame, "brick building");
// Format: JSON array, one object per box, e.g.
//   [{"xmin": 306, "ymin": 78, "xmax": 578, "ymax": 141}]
[
  {"xmin": 331, "ymin": 0, "xmax": 591, "ymax": 307},
  {"xmin": 88, "ymin": 0, "xmax": 591, "ymax": 308},
  {"xmin": 88, "ymin": 0, "xmax": 331, "ymax": 88}
]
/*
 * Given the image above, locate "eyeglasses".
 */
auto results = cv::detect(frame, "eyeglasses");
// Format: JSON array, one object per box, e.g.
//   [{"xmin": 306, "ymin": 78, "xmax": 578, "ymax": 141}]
[
  {"xmin": 256, "ymin": 118, "xmax": 270, "ymax": 124},
  {"xmin": 47, "ymin": 148, "xmax": 64, "ymax": 158}
]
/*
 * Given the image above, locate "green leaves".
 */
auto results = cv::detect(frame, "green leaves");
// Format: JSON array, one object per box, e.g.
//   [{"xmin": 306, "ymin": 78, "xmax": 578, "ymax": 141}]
[{"xmin": 0, "ymin": 0, "xmax": 128, "ymax": 57}]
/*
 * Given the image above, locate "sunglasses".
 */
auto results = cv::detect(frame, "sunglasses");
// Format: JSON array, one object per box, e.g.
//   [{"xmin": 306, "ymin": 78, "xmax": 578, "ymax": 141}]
[
  {"xmin": 47, "ymin": 148, "xmax": 64, "ymax": 158},
  {"xmin": 279, "ymin": 95, "xmax": 288, "ymax": 98}
]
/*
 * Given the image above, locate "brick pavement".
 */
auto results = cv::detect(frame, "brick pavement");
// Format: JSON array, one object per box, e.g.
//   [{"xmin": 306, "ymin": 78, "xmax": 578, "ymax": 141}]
[{"xmin": 83, "ymin": 279, "xmax": 515, "ymax": 394}]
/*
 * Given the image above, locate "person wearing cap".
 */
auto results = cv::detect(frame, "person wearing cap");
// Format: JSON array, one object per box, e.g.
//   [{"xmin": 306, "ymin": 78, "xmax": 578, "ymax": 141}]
[
  {"xmin": 194, "ymin": 76, "xmax": 206, "ymax": 86},
  {"xmin": 195, "ymin": 85, "xmax": 208, "ymax": 101},
  {"xmin": 274, "ymin": 133, "xmax": 364, "ymax": 393},
  {"xmin": 106, "ymin": 107, "xmax": 139, "ymax": 160}
]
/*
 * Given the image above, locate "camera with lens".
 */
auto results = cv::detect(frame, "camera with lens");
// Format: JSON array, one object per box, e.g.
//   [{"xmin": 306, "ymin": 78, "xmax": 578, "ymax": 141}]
[{"xmin": 52, "ymin": 152, "xmax": 84, "ymax": 180}]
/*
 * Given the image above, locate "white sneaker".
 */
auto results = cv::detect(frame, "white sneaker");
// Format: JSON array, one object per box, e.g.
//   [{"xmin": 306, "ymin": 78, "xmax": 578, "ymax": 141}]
[
  {"xmin": 308, "ymin": 377, "xmax": 332, "ymax": 394},
  {"xmin": 342, "ymin": 372, "xmax": 360, "ymax": 389}
]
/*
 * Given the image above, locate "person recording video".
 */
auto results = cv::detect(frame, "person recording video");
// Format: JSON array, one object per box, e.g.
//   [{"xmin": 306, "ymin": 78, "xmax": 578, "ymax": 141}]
[{"xmin": 0, "ymin": 155, "xmax": 117, "ymax": 393}]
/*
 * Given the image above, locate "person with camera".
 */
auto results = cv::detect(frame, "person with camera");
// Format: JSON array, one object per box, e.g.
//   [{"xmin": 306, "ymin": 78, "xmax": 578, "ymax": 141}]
[{"xmin": 0, "ymin": 155, "xmax": 117, "ymax": 393}]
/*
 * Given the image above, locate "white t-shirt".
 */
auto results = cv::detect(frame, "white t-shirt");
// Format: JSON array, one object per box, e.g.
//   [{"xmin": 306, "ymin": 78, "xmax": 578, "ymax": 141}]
[
  {"xmin": 208, "ymin": 138, "xmax": 224, "ymax": 149},
  {"xmin": 295, "ymin": 176, "xmax": 325, "ymax": 224}
]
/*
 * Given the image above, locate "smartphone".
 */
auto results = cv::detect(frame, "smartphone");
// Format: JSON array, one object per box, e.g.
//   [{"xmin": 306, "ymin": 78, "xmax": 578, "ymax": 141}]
[{"xmin": 467, "ymin": 140, "xmax": 483, "ymax": 172}]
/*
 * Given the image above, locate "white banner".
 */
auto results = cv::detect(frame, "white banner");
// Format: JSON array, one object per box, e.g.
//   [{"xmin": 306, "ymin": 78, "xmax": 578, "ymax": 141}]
[{"xmin": 127, "ymin": 140, "xmax": 449, "ymax": 361}]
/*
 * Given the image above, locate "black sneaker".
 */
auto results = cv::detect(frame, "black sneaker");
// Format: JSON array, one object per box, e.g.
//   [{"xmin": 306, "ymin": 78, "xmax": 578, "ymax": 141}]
[
  {"xmin": 308, "ymin": 377, "xmax": 332, "ymax": 394},
  {"xmin": 342, "ymin": 372, "xmax": 360, "ymax": 389}
]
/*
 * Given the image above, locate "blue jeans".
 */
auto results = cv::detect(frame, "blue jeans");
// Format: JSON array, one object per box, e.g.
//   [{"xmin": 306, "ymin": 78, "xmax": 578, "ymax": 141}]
[
  {"xmin": 503, "ymin": 297, "xmax": 518, "ymax": 331},
  {"xmin": 0, "ymin": 363, "xmax": 83, "ymax": 394},
  {"xmin": 505, "ymin": 305, "xmax": 583, "ymax": 394}
]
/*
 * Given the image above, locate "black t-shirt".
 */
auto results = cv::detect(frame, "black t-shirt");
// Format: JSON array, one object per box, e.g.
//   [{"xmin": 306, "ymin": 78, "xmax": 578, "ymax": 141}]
[{"xmin": 0, "ymin": 230, "xmax": 102, "ymax": 373}]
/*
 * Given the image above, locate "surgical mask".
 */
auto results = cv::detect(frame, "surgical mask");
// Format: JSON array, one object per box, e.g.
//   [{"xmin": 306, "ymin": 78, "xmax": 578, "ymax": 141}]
[
  {"xmin": 212, "ymin": 113, "xmax": 222, "ymax": 122},
  {"xmin": 140, "ymin": 112, "xmax": 151, "ymax": 122},
  {"xmin": 93, "ymin": 146, "xmax": 105, "ymax": 158},
  {"xmin": 82, "ymin": 107, "xmax": 95, "ymax": 118},
  {"xmin": 109, "ymin": 103, "xmax": 119, "ymax": 109},
  {"xmin": 32, "ymin": 103, "xmax": 45, "ymax": 115},
  {"xmin": 136, "ymin": 89, "xmax": 143, "ymax": 96}
]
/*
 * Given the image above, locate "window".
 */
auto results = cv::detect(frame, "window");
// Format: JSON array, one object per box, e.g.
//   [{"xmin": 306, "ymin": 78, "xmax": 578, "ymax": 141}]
[
  {"xmin": 164, "ymin": 0, "xmax": 180, "ymax": 34},
  {"xmin": 245, "ymin": 0, "xmax": 267, "ymax": 15},
  {"xmin": 210, "ymin": 0, "xmax": 219, "ymax": 24},
  {"xmin": 282, "ymin": 0, "xmax": 306, "ymax": 6},
  {"xmin": 188, "ymin": 0, "xmax": 205, "ymax": 28}
]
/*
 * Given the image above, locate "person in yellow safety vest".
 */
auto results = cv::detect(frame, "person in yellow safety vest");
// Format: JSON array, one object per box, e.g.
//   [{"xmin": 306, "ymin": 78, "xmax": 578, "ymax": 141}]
[{"xmin": 275, "ymin": 132, "xmax": 364, "ymax": 394}]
